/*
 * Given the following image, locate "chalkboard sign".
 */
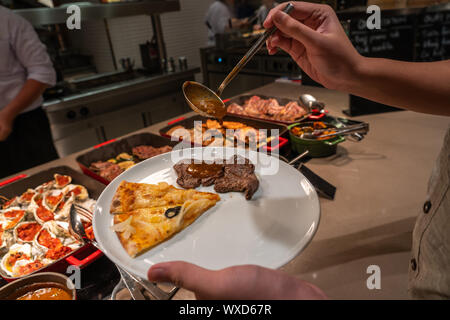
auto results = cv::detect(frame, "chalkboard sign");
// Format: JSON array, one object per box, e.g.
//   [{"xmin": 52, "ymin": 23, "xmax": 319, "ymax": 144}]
[
  {"xmin": 338, "ymin": 6, "xmax": 450, "ymax": 116},
  {"xmin": 415, "ymin": 10, "xmax": 450, "ymax": 61},
  {"xmin": 348, "ymin": 14, "xmax": 415, "ymax": 61}
]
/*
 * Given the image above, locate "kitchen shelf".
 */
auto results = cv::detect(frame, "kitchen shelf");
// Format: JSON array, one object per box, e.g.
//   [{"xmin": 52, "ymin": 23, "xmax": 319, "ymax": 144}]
[{"xmin": 13, "ymin": 0, "xmax": 180, "ymax": 26}]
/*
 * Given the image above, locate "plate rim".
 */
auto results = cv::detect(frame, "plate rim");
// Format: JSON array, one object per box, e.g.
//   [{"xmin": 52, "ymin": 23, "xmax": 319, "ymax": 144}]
[{"xmin": 93, "ymin": 146, "xmax": 321, "ymax": 278}]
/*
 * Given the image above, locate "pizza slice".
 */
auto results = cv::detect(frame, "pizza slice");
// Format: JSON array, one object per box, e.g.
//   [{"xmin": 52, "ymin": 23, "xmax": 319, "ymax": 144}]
[
  {"xmin": 110, "ymin": 181, "xmax": 220, "ymax": 257},
  {"xmin": 111, "ymin": 181, "xmax": 217, "ymax": 214}
]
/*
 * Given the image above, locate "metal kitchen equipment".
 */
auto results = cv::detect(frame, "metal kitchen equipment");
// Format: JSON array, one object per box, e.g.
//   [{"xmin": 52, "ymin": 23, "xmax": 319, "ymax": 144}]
[
  {"xmin": 300, "ymin": 94, "xmax": 325, "ymax": 110},
  {"xmin": 14, "ymin": 1, "xmax": 195, "ymax": 158},
  {"xmin": 44, "ymin": 68, "xmax": 198, "ymax": 157},
  {"xmin": 68, "ymin": 204, "xmax": 146, "ymax": 300},
  {"xmin": 140, "ymin": 38, "xmax": 162, "ymax": 74},
  {"xmin": 182, "ymin": 3, "xmax": 294, "ymax": 118},
  {"xmin": 70, "ymin": 204, "xmax": 178, "ymax": 300},
  {"xmin": 215, "ymin": 3, "xmax": 294, "ymax": 97},
  {"xmin": 119, "ymin": 58, "xmax": 135, "ymax": 72}
]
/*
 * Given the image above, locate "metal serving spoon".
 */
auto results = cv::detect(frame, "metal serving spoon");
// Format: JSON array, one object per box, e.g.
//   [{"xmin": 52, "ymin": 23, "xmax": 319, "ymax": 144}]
[
  {"xmin": 183, "ymin": 2, "xmax": 295, "ymax": 119},
  {"xmin": 67, "ymin": 205, "xmax": 145, "ymax": 300},
  {"xmin": 299, "ymin": 94, "xmax": 325, "ymax": 110},
  {"xmin": 68, "ymin": 204, "xmax": 179, "ymax": 300}
]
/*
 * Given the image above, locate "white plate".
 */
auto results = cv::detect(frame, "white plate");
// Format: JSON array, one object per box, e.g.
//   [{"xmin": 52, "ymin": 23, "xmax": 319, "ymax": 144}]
[{"xmin": 93, "ymin": 147, "xmax": 320, "ymax": 279}]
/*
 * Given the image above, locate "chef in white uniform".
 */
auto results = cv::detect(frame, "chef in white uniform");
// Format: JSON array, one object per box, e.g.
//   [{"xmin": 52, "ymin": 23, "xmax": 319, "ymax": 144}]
[
  {"xmin": 0, "ymin": 6, "xmax": 58, "ymax": 178},
  {"xmin": 205, "ymin": 0, "xmax": 249, "ymax": 46},
  {"xmin": 254, "ymin": 0, "xmax": 279, "ymax": 30}
]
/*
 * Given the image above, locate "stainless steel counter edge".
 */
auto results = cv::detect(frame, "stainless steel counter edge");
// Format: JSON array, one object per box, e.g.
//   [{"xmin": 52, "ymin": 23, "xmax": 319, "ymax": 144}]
[
  {"xmin": 14, "ymin": 1, "xmax": 181, "ymax": 26},
  {"xmin": 43, "ymin": 68, "xmax": 200, "ymax": 112}
]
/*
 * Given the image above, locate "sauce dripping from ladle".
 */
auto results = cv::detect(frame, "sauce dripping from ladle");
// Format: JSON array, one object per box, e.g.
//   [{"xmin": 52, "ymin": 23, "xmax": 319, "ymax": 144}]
[
  {"xmin": 182, "ymin": 3, "xmax": 294, "ymax": 121},
  {"xmin": 182, "ymin": 81, "xmax": 226, "ymax": 120}
]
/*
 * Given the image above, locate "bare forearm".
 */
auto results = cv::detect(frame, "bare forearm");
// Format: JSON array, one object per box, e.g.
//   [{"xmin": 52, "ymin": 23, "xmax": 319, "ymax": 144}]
[
  {"xmin": 2, "ymin": 79, "xmax": 49, "ymax": 120},
  {"xmin": 347, "ymin": 58, "xmax": 450, "ymax": 116}
]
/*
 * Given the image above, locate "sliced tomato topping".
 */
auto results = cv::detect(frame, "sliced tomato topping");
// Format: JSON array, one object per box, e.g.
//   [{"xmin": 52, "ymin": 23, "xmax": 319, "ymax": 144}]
[
  {"xmin": 17, "ymin": 223, "xmax": 42, "ymax": 242},
  {"xmin": 45, "ymin": 246, "xmax": 73, "ymax": 260},
  {"xmin": 3, "ymin": 211, "xmax": 25, "ymax": 230},
  {"xmin": 15, "ymin": 260, "xmax": 44, "ymax": 276},
  {"xmin": 37, "ymin": 229, "xmax": 62, "ymax": 249},
  {"xmin": 3, "ymin": 197, "xmax": 17, "ymax": 208},
  {"xmin": 57, "ymin": 201, "xmax": 66, "ymax": 211},
  {"xmin": 20, "ymin": 191, "xmax": 35, "ymax": 203},
  {"xmin": 35, "ymin": 197, "xmax": 43, "ymax": 206},
  {"xmin": 69, "ymin": 186, "xmax": 83, "ymax": 196},
  {"xmin": 85, "ymin": 225, "xmax": 95, "ymax": 241},
  {"xmin": 55, "ymin": 175, "xmax": 70, "ymax": 187},
  {"xmin": 7, "ymin": 252, "xmax": 29, "ymax": 266},
  {"xmin": 36, "ymin": 206, "xmax": 54, "ymax": 222},
  {"xmin": 4, "ymin": 209, "xmax": 25, "ymax": 218},
  {"xmin": 4, "ymin": 218, "xmax": 22, "ymax": 230},
  {"xmin": 46, "ymin": 193, "xmax": 63, "ymax": 207}
]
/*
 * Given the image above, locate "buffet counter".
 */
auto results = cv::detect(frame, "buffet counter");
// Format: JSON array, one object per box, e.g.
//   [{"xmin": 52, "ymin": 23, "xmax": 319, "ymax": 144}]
[{"xmin": 4, "ymin": 82, "xmax": 449, "ymax": 299}]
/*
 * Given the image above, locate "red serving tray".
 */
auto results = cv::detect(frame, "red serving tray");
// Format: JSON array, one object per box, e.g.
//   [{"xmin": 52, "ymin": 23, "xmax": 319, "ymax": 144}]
[
  {"xmin": 159, "ymin": 114, "xmax": 290, "ymax": 153},
  {"xmin": 76, "ymin": 132, "xmax": 178, "ymax": 185},
  {"xmin": 224, "ymin": 94, "xmax": 326, "ymax": 125},
  {"xmin": 0, "ymin": 166, "xmax": 105, "ymax": 282}
]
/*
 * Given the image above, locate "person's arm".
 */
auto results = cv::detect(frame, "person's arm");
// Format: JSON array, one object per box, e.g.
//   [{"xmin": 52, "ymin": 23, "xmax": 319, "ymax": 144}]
[
  {"xmin": 350, "ymin": 59, "xmax": 450, "ymax": 115},
  {"xmin": 0, "ymin": 79, "xmax": 49, "ymax": 140},
  {"xmin": 264, "ymin": 2, "xmax": 450, "ymax": 116},
  {"xmin": 0, "ymin": 11, "xmax": 56, "ymax": 141},
  {"xmin": 148, "ymin": 261, "xmax": 327, "ymax": 300}
]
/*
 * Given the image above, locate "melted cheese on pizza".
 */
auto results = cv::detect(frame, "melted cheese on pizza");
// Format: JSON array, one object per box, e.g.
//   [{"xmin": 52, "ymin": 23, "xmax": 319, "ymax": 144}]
[
  {"xmin": 110, "ymin": 181, "xmax": 220, "ymax": 257},
  {"xmin": 110, "ymin": 181, "xmax": 219, "ymax": 214}
]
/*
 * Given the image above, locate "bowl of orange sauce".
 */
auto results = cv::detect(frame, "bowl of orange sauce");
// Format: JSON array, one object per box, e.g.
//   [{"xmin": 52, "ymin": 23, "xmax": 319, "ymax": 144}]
[{"xmin": 0, "ymin": 272, "xmax": 75, "ymax": 300}]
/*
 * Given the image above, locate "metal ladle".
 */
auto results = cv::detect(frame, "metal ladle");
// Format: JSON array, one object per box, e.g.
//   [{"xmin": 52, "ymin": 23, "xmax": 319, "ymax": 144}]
[{"xmin": 182, "ymin": 2, "xmax": 295, "ymax": 119}]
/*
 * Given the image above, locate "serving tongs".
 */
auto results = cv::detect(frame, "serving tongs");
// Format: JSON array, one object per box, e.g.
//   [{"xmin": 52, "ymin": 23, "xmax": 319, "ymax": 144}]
[
  {"xmin": 68, "ymin": 204, "xmax": 179, "ymax": 300},
  {"xmin": 299, "ymin": 94, "xmax": 367, "ymax": 141},
  {"xmin": 300, "ymin": 123, "xmax": 369, "ymax": 140}
]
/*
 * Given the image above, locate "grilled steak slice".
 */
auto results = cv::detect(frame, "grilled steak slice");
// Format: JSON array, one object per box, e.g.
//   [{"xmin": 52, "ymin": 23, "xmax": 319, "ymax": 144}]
[
  {"xmin": 101, "ymin": 164, "xmax": 123, "ymax": 181},
  {"xmin": 173, "ymin": 155, "xmax": 259, "ymax": 200},
  {"xmin": 214, "ymin": 155, "xmax": 259, "ymax": 200},
  {"xmin": 173, "ymin": 160, "xmax": 224, "ymax": 189},
  {"xmin": 132, "ymin": 145, "xmax": 173, "ymax": 161},
  {"xmin": 90, "ymin": 161, "xmax": 114, "ymax": 171},
  {"xmin": 214, "ymin": 172, "xmax": 259, "ymax": 200},
  {"xmin": 90, "ymin": 161, "xmax": 123, "ymax": 181},
  {"xmin": 227, "ymin": 103, "xmax": 246, "ymax": 115}
]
